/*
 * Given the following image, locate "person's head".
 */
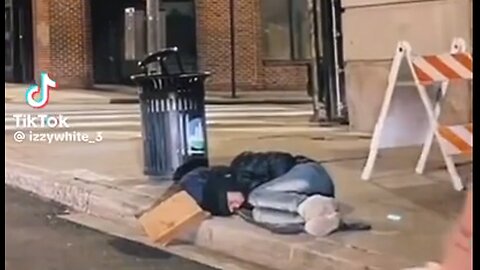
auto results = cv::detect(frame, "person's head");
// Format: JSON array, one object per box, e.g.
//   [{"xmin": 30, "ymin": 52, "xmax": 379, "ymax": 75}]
[
  {"xmin": 202, "ymin": 180, "xmax": 246, "ymax": 216},
  {"xmin": 181, "ymin": 165, "xmax": 245, "ymax": 216}
]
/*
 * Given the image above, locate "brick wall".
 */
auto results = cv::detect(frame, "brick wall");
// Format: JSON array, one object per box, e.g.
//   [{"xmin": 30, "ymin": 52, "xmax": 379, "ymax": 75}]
[
  {"xmin": 263, "ymin": 65, "xmax": 308, "ymax": 90},
  {"xmin": 32, "ymin": 0, "xmax": 52, "ymax": 79},
  {"xmin": 196, "ymin": 0, "xmax": 307, "ymax": 92},
  {"xmin": 32, "ymin": 0, "xmax": 93, "ymax": 88},
  {"xmin": 195, "ymin": 0, "xmax": 234, "ymax": 91},
  {"xmin": 233, "ymin": 0, "xmax": 262, "ymax": 90},
  {"xmin": 32, "ymin": 0, "xmax": 307, "ymax": 91}
]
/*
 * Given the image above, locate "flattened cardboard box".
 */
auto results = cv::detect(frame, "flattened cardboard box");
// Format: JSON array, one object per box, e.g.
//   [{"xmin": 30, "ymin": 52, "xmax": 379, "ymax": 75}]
[{"xmin": 139, "ymin": 191, "xmax": 209, "ymax": 246}]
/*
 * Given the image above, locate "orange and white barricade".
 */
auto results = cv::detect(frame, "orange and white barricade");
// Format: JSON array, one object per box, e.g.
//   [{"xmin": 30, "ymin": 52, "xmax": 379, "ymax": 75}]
[{"xmin": 361, "ymin": 38, "xmax": 472, "ymax": 191}]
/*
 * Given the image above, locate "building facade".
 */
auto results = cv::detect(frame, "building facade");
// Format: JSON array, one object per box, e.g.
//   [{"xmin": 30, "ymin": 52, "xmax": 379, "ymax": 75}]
[
  {"xmin": 5, "ymin": 0, "xmax": 472, "ymax": 131},
  {"xmin": 341, "ymin": 0, "xmax": 472, "ymax": 131},
  {"xmin": 5, "ymin": 0, "xmax": 321, "ymax": 90},
  {"xmin": 197, "ymin": 0, "xmax": 313, "ymax": 91}
]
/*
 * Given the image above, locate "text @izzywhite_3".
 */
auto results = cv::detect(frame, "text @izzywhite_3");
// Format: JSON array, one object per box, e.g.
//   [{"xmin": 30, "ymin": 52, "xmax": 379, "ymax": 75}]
[{"xmin": 13, "ymin": 131, "xmax": 104, "ymax": 144}]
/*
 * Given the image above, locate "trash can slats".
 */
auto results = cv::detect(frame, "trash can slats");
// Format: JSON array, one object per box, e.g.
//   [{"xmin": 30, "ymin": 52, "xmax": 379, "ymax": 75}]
[{"xmin": 132, "ymin": 48, "xmax": 210, "ymax": 180}]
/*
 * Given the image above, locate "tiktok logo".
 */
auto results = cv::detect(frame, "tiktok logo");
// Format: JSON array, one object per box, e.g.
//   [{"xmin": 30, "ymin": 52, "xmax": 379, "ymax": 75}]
[{"xmin": 25, "ymin": 72, "xmax": 57, "ymax": 109}]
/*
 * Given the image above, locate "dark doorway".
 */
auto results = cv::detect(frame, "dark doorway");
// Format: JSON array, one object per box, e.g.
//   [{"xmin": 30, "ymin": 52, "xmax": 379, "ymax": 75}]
[
  {"xmin": 318, "ymin": 0, "xmax": 346, "ymax": 121},
  {"xmin": 163, "ymin": 0, "xmax": 197, "ymax": 72},
  {"xmin": 90, "ymin": 0, "xmax": 142, "ymax": 84},
  {"xmin": 5, "ymin": 0, "xmax": 34, "ymax": 83},
  {"xmin": 90, "ymin": 0, "xmax": 198, "ymax": 85}
]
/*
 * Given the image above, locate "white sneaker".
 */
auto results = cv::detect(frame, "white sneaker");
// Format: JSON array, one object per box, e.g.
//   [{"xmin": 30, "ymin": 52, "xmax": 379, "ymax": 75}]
[
  {"xmin": 304, "ymin": 212, "xmax": 341, "ymax": 237},
  {"xmin": 298, "ymin": 194, "xmax": 337, "ymax": 221}
]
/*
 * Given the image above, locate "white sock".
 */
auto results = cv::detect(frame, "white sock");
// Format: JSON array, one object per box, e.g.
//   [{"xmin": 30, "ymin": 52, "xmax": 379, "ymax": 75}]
[
  {"xmin": 304, "ymin": 212, "xmax": 340, "ymax": 237},
  {"xmin": 297, "ymin": 195, "xmax": 337, "ymax": 221}
]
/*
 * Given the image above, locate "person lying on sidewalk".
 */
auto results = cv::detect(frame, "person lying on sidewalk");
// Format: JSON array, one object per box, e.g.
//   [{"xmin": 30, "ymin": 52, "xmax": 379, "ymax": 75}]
[
  {"xmin": 176, "ymin": 151, "xmax": 370, "ymax": 237},
  {"xmin": 239, "ymin": 162, "xmax": 342, "ymax": 236}
]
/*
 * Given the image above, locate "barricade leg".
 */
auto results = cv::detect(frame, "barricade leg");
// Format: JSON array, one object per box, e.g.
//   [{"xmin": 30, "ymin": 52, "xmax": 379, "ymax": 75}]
[
  {"xmin": 361, "ymin": 136, "xmax": 380, "ymax": 181},
  {"xmin": 361, "ymin": 42, "xmax": 408, "ymax": 180},
  {"xmin": 416, "ymin": 85, "xmax": 465, "ymax": 191},
  {"xmin": 416, "ymin": 38, "xmax": 466, "ymax": 177},
  {"xmin": 415, "ymin": 82, "xmax": 448, "ymax": 174}
]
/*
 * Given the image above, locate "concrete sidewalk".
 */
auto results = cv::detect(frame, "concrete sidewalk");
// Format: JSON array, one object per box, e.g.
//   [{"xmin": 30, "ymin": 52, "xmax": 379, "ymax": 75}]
[
  {"xmin": 5, "ymin": 127, "xmax": 468, "ymax": 270},
  {"xmin": 5, "ymin": 83, "xmax": 312, "ymax": 105}
]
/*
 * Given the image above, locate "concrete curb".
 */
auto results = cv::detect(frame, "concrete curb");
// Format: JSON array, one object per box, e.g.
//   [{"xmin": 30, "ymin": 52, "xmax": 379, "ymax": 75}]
[
  {"xmin": 5, "ymin": 161, "xmax": 152, "ymax": 221},
  {"xmin": 6, "ymin": 97, "xmax": 311, "ymax": 105},
  {"xmin": 5, "ymin": 160, "xmax": 411, "ymax": 270},
  {"xmin": 204, "ymin": 98, "xmax": 312, "ymax": 105},
  {"xmin": 109, "ymin": 95, "xmax": 313, "ymax": 105},
  {"xmin": 6, "ymin": 84, "xmax": 311, "ymax": 105},
  {"xmin": 86, "ymin": 87, "xmax": 313, "ymax": 105},
  {"xmin": 61, "ymin": 213, "xmax": 269, "ymax": 270},
  {"xmin": 191, "ymin": 218, "xmax": 410, "ymax": 270},
  {"xmin": 6, "ymin": 98, "xmax": 115, "ymax": 105}
]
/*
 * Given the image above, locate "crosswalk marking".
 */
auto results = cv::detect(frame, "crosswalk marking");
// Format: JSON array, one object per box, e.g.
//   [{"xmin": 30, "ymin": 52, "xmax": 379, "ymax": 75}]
[
  {"xmin": 4, "ymin": 120, "xmax": 280, "ymax": 131},
  {"xmin": 5, "ymin": 104, "xmax": 313, "ymax": 132},
  {"xmin": 5, "ymin": 110, "xmax": 312, "ymax": 123},
  {"xmin": 4, "ymin": 105, "xmax": 305, "ymax": 115},
  {"xmin": 5, "ymin": 114, "xmax": 139, "ymax": 122},
  {"xmin": 6, "ymin": 108, "xmax": 311, "ymax": 121}
]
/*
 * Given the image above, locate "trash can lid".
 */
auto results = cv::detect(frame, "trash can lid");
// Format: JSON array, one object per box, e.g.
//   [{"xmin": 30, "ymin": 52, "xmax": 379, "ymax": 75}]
[{"xmin": 130, "ymin": 72, "xmax": 211, "ymax": 83}]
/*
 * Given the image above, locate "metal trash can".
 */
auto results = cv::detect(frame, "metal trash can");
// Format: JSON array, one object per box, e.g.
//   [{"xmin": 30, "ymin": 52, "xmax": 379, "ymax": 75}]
[{"xmin": 131, "ymin": 47, "xmax": 210, "ymax": 180}]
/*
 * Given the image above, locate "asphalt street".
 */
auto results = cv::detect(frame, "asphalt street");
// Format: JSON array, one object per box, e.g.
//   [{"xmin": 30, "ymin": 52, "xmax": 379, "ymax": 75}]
[{"xmin": 5, "ymin": 185, "xmax": 216, "ymax": 270}]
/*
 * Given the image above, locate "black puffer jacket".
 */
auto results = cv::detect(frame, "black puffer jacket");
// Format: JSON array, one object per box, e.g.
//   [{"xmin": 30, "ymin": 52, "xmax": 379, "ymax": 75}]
[
  {"xmin": 178, "ymin": 165, "xmax": 237, "ymax": 216},
  {"xmin": 230, "ymin": 151, "xmax": 316, "ymax": 196},
  {"xmin": 172, "ymin": 151, "xmax": 316, "ymax": 215}
]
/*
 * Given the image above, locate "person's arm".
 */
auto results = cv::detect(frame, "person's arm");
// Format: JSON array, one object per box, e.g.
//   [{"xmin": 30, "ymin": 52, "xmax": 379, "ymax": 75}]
[
  {"xmin": 441, "ymin": 189, "xmax": 472, "ymax": 270},
  {"xmin": 403, "ymin": 189, "xmax": 472, "ymax": 270}
]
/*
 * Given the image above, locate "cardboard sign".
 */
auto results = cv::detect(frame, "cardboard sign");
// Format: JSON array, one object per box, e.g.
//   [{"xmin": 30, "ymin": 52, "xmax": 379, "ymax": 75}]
[{"xmin": 139, "ymin": 191, "xmax": 209, "ymax": 246}]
